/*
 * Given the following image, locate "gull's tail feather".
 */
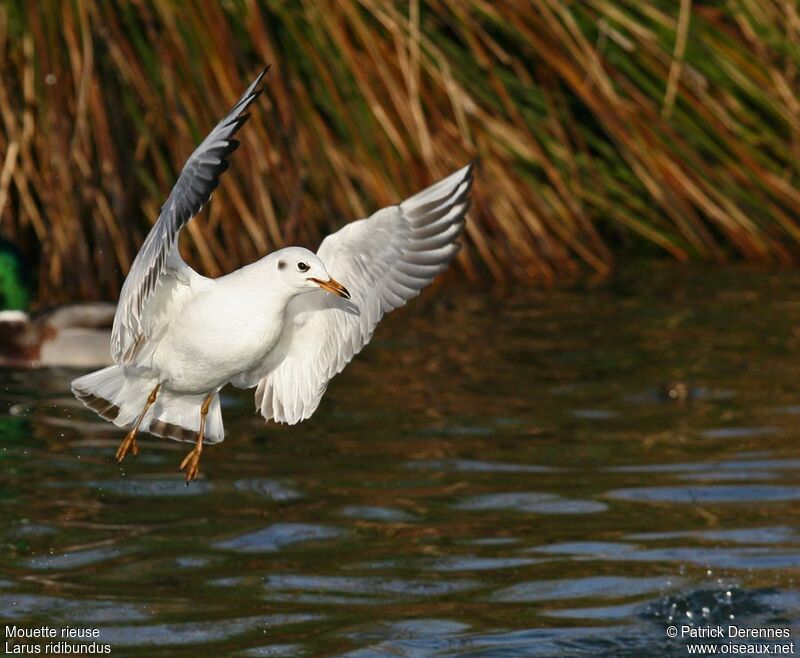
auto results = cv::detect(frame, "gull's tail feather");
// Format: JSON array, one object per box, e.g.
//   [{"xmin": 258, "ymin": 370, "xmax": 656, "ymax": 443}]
[{"xmin": 71, "ymin": 366, "xmax": 224, "ymax": 444}]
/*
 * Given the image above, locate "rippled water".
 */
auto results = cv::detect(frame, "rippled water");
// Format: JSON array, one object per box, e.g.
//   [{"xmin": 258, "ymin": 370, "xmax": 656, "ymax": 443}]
[{"xmin": 2, "ymin": 264, "xmax": 800, "ymax": 657}]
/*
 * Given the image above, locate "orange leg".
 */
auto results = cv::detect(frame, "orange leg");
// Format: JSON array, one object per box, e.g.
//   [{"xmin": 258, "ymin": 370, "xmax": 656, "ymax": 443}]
[
  {"xmin": 116, "ymin": 383, "xmax": 161, "ymax": 463},
  {"xmin": 180, "ymin": 393, "xmax": 214, "ymax": 483}
]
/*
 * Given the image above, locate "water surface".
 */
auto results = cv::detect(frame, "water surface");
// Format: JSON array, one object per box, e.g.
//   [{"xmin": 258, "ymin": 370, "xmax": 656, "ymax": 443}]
[{"xmin": 2, "ymin": 264, "xmax": 800, "ymax": 656}]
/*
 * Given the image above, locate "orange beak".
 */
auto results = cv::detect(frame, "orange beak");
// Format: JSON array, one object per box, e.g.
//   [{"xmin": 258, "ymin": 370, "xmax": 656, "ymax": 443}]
[{"xmin": 309, "ymin": 277, "xmax": 351, "ymax": 300}]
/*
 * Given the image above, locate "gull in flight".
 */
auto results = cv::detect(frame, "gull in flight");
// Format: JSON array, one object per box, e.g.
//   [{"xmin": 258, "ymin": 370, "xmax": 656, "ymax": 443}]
[{"xmin": 71, "ymin": 68, "xmax": 473, "ymax": 482}]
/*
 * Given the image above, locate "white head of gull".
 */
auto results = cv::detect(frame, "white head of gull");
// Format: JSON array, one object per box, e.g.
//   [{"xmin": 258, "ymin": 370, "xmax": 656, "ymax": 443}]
[{"xmin": 71, "ymin": 67, "xmax": 474, "ymax": 482}]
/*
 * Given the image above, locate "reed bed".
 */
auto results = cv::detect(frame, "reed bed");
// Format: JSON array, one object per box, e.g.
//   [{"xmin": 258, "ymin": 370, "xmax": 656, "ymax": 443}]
[{"xmin": 1, "ymin": 1, "xmax": 800, "ymax": 303}]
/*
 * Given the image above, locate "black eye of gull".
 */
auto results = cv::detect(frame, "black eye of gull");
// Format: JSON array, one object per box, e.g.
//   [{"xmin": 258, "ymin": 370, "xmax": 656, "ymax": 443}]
[{"xmin": 297, "ymin": 262, "xmax": 309, "ymax": 272}]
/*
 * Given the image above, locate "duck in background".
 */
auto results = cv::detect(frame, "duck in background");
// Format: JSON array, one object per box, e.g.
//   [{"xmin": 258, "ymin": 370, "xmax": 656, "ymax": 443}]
[{"xmin": 0, "ymin": 240, "xmax": 114, "ymax": 368}]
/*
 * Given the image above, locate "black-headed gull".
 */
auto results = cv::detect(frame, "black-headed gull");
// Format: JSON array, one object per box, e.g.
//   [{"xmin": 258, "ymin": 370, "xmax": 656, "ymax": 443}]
[{"xmin": 71, "ymin": 68, "xmax": 473, "ymax": 481}]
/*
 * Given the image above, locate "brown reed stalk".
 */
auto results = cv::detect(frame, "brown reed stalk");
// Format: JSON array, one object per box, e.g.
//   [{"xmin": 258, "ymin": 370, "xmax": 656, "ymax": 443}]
[{"xmin": 0, "ymin": 1, "xmax": 799, "ymax": 304}]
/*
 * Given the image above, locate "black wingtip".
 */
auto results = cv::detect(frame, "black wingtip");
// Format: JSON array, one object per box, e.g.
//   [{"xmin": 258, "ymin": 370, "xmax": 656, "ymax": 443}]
[
  {"xmin": 232, "ymin": 66, "xmax": 269, "ymax": 114},
  {"xmin": 253, "ymin": 64, "xmax": 271, "ymax": 88}
]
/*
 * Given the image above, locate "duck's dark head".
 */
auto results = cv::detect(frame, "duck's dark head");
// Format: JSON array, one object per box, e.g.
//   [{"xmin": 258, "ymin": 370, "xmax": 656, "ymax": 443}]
[{"xmin": 0, "ymin": 239, "xmax": 30, "ymax": 311}]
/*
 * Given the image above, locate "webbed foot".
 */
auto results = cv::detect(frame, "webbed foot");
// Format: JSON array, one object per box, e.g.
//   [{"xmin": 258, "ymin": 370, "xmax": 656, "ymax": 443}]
[
  {"xmin": 116, "ymin": 431, "xmax": 139, "ymax": 462},
  {"xmin": 180, "ymin": 447, "xmax": 202, "ymax": 483}
]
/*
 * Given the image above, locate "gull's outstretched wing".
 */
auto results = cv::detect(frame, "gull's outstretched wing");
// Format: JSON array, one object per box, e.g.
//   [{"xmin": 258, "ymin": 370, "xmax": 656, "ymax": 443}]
[
  {"xmin": 111, "ymin": 68, "xmax": 268, "ymax": 364},
  {"xmin": 250, "ymin": 163, "xmax": 473, "ymax": 424}
]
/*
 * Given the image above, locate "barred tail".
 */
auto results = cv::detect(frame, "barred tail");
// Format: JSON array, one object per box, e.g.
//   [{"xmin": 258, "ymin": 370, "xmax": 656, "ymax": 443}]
[{"xmin": 71, "ymin": 366, "xmax": 224, "ymax": 444}]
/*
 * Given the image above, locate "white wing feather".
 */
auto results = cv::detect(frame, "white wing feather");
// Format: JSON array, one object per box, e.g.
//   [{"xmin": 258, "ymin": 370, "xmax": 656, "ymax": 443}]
[
  {"xmin": 111, "ymin": 69, "xmax": 267, "ymax": 364},
  {"xmin": 250, "ymin": 164, "xmax": 473, "ymax": 424}
]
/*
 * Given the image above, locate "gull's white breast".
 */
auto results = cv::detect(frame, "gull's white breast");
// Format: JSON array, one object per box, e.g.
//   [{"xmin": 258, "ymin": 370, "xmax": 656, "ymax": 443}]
[{"xmin": 151, "ymin": 274, "xmax": 288, "ymax": 394}]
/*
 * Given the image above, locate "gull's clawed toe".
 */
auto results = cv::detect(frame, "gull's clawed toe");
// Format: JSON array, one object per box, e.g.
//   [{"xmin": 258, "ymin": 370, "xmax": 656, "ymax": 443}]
[
  {"xmin": 180, "ymin": 448, "xmax": 202, "ymax": 483},
  {"xmin": 116, "ymin": 432, "xmax": 138, "ymax": 463}
]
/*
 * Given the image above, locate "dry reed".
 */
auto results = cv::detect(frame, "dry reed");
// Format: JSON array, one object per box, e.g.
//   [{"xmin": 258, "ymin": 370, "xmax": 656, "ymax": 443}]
[{"xmin": 1, "ymin": 1, "xmax": 800, "ymax": 303}]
